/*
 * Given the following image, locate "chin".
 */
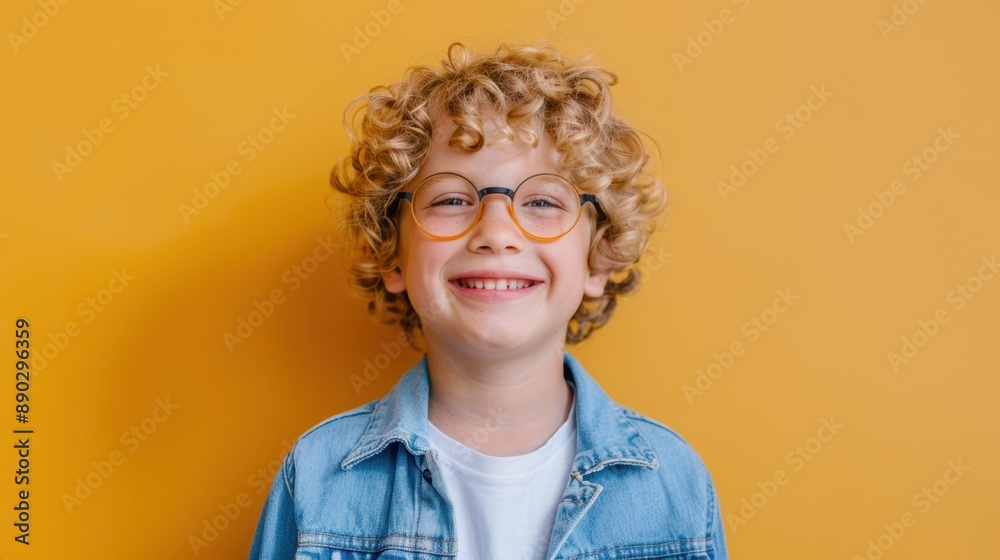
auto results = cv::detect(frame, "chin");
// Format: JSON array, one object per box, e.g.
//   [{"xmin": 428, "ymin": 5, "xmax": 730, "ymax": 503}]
[{"xmin": 432, "ymin": 327, "xmax": 528, "ymax": 357}]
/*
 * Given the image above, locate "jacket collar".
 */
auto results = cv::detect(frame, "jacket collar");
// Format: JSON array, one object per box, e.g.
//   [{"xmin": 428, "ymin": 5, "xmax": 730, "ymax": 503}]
[{"xmin": 341, "ymin": 353, "xmax": 659, "ymax": 475}]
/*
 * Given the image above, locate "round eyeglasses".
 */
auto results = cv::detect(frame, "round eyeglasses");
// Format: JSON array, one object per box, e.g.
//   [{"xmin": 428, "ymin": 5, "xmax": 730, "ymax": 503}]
[{"xmin": 393, "ymin": 172, "xmax": 608, "ymax": 241}]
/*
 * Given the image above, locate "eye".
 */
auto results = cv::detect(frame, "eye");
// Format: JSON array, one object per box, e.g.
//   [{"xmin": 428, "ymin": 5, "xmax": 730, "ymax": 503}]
[
  {"xmin": 416, "ymin": 174, "xmax": 478, "ymax": 209},
  {"xmin": 430, "ymin": 195, "xmax": 474, "ymax": 207},
  {"xmin": 521, "ymin": 196, "xmax": 563, "ymax": 210},
  {"xmin": 516, "ymin": 175, "xmax": 576, "ymax": 212}
]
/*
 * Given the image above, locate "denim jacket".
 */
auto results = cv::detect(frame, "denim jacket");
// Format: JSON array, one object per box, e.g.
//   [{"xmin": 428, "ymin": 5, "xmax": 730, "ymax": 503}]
[{"xmin": 249, "ymin": 353, "xmax": 728, "ymax": 559}]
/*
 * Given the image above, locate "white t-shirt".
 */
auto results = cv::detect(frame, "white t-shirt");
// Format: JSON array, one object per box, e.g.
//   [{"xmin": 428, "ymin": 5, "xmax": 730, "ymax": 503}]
[{"xmin": 427, "ymin": 396, "xmax": 577, "ymax": 560}]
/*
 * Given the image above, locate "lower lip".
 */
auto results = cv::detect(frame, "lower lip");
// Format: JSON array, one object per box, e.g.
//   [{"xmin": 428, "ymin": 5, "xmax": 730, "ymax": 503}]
[{"xmin": 449, "ymin": 281, "xmax": 541, "ymax": 302}]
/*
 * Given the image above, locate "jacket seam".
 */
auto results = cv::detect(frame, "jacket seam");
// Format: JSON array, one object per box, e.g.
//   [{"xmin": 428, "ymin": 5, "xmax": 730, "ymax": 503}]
[
  {"xmin": 298, "ymin": 402, "xmax": 377, "ymax": 443},
  {"xmin": 706, "ymin": 475, "xmax": 719, "ymax": 559},
  {"xmin": 572, "ymin": 537, "xmax": 713, "ymax": 559},
  {"xmin": 282, "ymin": 443, "xmax": 296, "ymax": 499},
  {"xmin": 621, "ymin": 408, "xmax": 694, "ymax": 447},
  {"xmin": 297, "ymin": 530, "xmax": 454, "ymax": 544}
]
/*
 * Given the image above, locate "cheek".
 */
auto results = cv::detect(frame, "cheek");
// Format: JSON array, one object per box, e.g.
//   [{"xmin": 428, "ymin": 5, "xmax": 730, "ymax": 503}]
[
  {"xmin": 546, "ymin": 245, "xmax": 590, "ymax": 285},
  {"xmin": 569, "ymin": 231, "xmax": 596, "ymax": 270},
  {"xmin": 399, "ymin": 240, "xmax": 453, "ymax": 299}
]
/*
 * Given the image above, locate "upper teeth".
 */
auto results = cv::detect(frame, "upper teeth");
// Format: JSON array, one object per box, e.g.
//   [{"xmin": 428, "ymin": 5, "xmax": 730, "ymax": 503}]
[{"xmin": 457, "ymin": 278, "xmax": 534, "ymax": 290}]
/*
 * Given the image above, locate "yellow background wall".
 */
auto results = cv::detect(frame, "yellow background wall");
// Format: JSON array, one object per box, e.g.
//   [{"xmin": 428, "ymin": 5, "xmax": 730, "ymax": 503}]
[{"xmin": 2, "ymin": 0, "xmax": 997, "ymax": 558}]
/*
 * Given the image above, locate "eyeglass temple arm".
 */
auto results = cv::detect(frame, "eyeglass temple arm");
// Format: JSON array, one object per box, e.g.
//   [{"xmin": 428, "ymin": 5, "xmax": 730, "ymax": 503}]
[
  {"xmin": 581, "ymin": 194, "xmax": 608, "ymax": 223},
  {"xmin": 389, "ymin": 192, "xmax": 412, "ymax": 214}
]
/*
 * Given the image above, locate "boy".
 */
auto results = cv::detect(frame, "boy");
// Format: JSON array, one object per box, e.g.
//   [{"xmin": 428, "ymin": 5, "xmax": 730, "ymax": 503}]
[{"xmin": 250, "ymin": 42, "xmax": 727, "ymax": 560}]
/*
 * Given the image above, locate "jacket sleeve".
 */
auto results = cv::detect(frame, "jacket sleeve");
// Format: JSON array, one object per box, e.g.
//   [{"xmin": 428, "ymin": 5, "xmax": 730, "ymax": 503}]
[
  {"xmin": 708, "ymin": 474, "xmax": 728, "ymax": 560},
  {"xmin": 248, "ymin": 451, "xmax": 298, "ymax": 560}
]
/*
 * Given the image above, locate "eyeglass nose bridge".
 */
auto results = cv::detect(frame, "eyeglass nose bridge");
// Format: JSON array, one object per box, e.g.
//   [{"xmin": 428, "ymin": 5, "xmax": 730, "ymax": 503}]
[
  {"xmin": 469, "ymin": 186, "xmax": 523, "ymax": 235},
  {"xmin": 477, "ymin": 186, "xmax": 516, "ymax": 200}
]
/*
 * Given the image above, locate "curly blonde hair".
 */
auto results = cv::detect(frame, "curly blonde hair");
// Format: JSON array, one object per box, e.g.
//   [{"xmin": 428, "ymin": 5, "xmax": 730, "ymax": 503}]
[{"xmin": 330, "ymin": 41, "xmax": 666, "ymax": 348}]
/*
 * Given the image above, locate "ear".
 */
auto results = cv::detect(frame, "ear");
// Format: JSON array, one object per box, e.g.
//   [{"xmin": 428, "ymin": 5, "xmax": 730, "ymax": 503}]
[
  {"xmin": 382, "ymin": 264, "xmax": 407, "ymax": 294},
  {"xmin": 584, "ymin": 267, "xmax": 611, "ymax": 298},
  {"xmin": 583, "ymin": 237, "xmax": 612, "ymax": 298}
]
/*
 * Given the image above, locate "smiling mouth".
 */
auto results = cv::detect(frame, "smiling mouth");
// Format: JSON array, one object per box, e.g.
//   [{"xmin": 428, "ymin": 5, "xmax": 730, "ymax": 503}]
[{"xmin": 454, "ymin": 278, "xmax": 537, "ymax": 290}]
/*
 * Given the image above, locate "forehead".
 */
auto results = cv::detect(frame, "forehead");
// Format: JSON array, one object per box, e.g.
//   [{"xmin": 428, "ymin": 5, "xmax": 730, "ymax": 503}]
[{"xmin": 417, "ymin": 114, "xmax": 562, "ymax": 182}]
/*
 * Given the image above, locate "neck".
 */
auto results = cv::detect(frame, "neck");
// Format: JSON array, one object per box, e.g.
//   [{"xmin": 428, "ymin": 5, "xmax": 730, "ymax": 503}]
[{"xmin": 424, "ymin": 335, "xmax": 574, "ymax": 457}]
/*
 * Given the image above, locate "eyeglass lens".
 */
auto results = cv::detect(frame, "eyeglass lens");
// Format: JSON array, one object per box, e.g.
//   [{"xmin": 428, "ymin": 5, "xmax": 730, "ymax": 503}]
[{"xmin": 410, "ymin": 174, "xmax": 582, "ymax": 239}]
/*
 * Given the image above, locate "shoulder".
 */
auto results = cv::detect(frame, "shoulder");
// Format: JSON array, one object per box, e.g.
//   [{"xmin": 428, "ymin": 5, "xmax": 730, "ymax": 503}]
[
  {"xmin": 617, "ymin": 404, "xmax": 715, "ymax": 485},
  {"xmin": 567, "ymin": 353, "xmax": 716, "ymax": 484},
  {"xmin": 285, "ymin": 400, "xmax": 379, "ymax": 471}
]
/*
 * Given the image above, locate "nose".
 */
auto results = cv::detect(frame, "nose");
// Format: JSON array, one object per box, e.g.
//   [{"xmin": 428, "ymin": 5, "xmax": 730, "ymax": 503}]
[{"xmin": 466, "ymin": 193, "xmax": 525, "ymax": 253}]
